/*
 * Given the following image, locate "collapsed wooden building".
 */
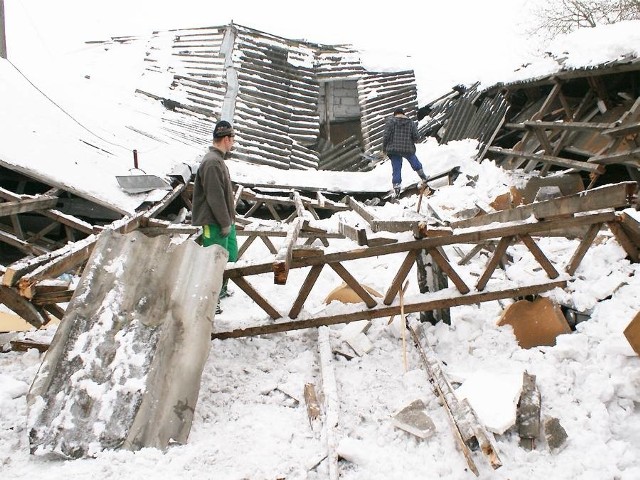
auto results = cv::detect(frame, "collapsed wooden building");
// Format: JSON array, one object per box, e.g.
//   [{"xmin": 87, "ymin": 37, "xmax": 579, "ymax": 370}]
[
  {"xmin": 2, "ymin": 21, "xmax": 640, "ymax": 337},
  {"xmin": 2, "ymin": 22, "xmax": 640, "ymax": 471}
]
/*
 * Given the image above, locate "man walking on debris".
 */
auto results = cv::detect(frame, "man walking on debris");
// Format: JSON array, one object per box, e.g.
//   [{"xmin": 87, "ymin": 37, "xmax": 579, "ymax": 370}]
[
  {"xmin": 382, "ymin": 108, "xmax": 429, "ymax": 198},
  {"xmin": 192, "ymin": 120, "xmax": 238, "ymax": 314}
]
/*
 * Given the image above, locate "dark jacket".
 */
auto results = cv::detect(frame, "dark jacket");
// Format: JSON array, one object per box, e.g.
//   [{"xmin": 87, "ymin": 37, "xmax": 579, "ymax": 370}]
[
  {"xmin": 191, "ymin": 146, "xmax": 235, "ymax": 229},
  {"xmin": 382, "ymin": 115, "xmax": 418, "ymax": 155}
]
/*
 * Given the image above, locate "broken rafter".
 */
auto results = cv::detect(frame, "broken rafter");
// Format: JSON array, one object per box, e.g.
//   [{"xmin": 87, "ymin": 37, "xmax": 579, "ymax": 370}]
[
  {"xmin": 273, "ymin": 217, "xmax": 304, "ymax": 284},
  {"xmin": 452, "ymin": 182, "xmax": 636, "ymax": 229},
  {"xmin": 0, "ymin": 196, "xmax": 58, "ymax": 217},
  {"xmin": 212, "ymin": 279, "xmax": 567, "ymax": 339},
  {"xmin": 487, "ymin": 146, "xmax": 606, "ymax": 174}
]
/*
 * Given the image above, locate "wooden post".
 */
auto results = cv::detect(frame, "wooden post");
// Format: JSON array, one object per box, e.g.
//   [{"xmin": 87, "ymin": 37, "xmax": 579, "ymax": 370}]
[{"xmin": 416, "ymin": 249, "xmax": 450, "ymax": 325}]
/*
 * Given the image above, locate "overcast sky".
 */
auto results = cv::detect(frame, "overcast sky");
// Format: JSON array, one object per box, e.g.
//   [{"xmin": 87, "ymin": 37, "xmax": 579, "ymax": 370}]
[{"xmin": 4, "ymin": 0, "xmax": 541, "ymax": 101}]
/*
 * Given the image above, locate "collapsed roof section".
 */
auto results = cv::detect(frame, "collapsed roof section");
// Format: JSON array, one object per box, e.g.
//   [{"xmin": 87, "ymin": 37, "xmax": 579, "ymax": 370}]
[
  {"xmin": 418, "ymin": 30, "xmax": 640, "ymax": 187},
  {"xmin": 127, "ymin": 23, "xmax": 419, "ymax": 171}
]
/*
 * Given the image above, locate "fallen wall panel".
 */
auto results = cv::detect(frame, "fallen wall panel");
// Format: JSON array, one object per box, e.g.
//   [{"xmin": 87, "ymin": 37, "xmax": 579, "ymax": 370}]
[{"xmin": 27, "ymin": 229, "xmax": 227, "ymax": 458}]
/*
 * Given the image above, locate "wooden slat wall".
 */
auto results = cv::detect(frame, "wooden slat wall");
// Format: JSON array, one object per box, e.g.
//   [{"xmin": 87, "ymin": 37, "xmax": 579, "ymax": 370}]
[{"xmin": 358, "ymin": 71, "xmax": 419, "ymax": 153}]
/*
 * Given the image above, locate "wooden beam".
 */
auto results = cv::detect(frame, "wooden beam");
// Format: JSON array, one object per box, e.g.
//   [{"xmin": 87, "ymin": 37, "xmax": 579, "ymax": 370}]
[
  {"xmin": 230, "ymin": 276, "xmax": 281, "ymax": 320},
  {"xmin": 0, "ymin": 285, "xmax": 47, "ymax": 328},
  {"xmin": 383, "ymin": 250, "xmax": 419, "ymax": 305},
  {"xmin": 619, "ymin": 212, "xmax": 640, "ymax": 246},
  {"xmin": 565, "ymin": 223, "xmax": 601, "ymax": 275},
  {"xmin": 519, "ymin": 234, "xmax": 559, "ymax": 279},
  {"xmin": 588, "ymin": 147, "xmax": 640, "ymax": 166},
  {"xmin": 227, "ymin": 211, "xmax": 619, "ymax": 279},
  {"xmin": 338, "ymin": 221, "xmax": 368, "ymax": 246},
  {"xmin": 520, "ymin": 120, "xmax": 612, "ymax": 131},
  {"xmin": 487, "ymin": 146, "xmax": 605, "ymax": 174},
  {"xmin": 211, "ymin": 280, "xmax": 567, "ymax": 339},
  {"xmin": 452, "ymin": 182, "xmax": 635, "ymax": 229},
  {"xmin": 328, "ymin": 262, "xmax": 377, "ymax": 308},
  {"xmin": 476, "ymin": 237, "xmax": 512, "ymax": 291},
  {"xmin": 0, "ymin": 196, "xmax": 58, "ymax": 216},
  {"xmin": 0, "ymin": 228, "xmax": 49, "ymax": 257},
  {"xmin": 289, "ymin": 264, "xmax": 324, "ymax": 319},
  {"xmin": 602, "ymin": 121, "xmax": 640, "ymax": 137},
  {"xmin": 273, "ymin": 217, "xmax": 304, "ymax": 284},
  {"xmin": 428, "ymin": 247, "xmax": 470, "ymax": 294},
  {"xmin": 608, "ymin": 221, "xmax": 640, "ymax": 262},
  {"xmin": 17, "ymin": 234, "xmax": 97, "ymax": 289}
]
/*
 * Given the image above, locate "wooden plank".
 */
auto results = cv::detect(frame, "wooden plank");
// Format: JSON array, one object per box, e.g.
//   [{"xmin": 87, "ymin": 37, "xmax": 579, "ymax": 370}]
[
  {"xmin": 608, "ymin": 221, "xmax": 640, "ymax": 262},
  {"xmin": 230, "ymin": 276, "xmax": 281, "ymax": 320},
  {"xmin": 226, "ymin": 211, "xmax": 618, "ymax": 279},
  {"xmin": 0, "ymin": 285, "xmax": 47, "ymax": 328},
  {"xmin": 383, "ymin": 250, "xmax": 419, "ymax": 305},
  {"xmin": 619, "ymin": 212, "xmax": 640, "ymax": 246},
  {"xmin": 519, "ymin": 234, "xmax": 559, "ymax": 279},
  {"xmin": 318, "ymin": 326, "xmax": 340, "ymax": 480},
  {"xmin": 521, "ymin": 120, "xmax": 612, "ymax": 131},
  {"xmin": 10, "ymin": 339, "xmax": 50, "ymax": 353},
  {"xmin": 452, "ymin": 182, "xmax": 635, "ymax": 229},
  {"xmin": 487, "ymin": 146, "xmax": 605, "ymax": 174},
  {"xmin": 142, "ymin": 183, "xmax": 186, "ymax": 223},
  {"xmin": 0, "ymin": 196, "xmax": 58, "ymax": 216},
  {"xmin": 329, "ymin": 262, "xmax": 377, "ymax": 308},
  {"xmin": 260, "ymin": 235, "xmax": 278, "ymax": 254},
  {"xmin": 18, "ymin": 234, "xmax": 97, "ymax": 288},
  {"xmin": 602, "ymin": 121, "xmax": 640, "ymax": 137},
  {"xmin": 346, "ymin": 196, "xmax": 377, "ymax": 228},
  {"xmin": 409, "ymin": 322, "xmax": 481, "ymax": 475},
  {"xmin": 565, "ymin": 223, "xmax": 601, "ymax": 275},
  {"xmin": 273, "ymin": 217, "xmax": 304, "ymax": 284},
  {"xmin": 31, "ymin": 289, "xmax": 75, "ymax": 305},
  {"xmin": 476, "ymin": 237, "xmax": 512, "ymax": 291},
  {"xmin": 0, "ymin": 228, "xmax": 49, "ymax": 257},
  {"xmin": 289, "ymin": 264, "xmax": 324, "ymax": 319},
  {"xmin": 588, "ymin": 147, "xmax": 640, "ymax": 166},
  {"xmin": 211, "ymin": 280, "xmax": 567, "ymax": 339},
  {"xmin": 338, "ymin": 221, "xmax": 367, "ymax": 246},
  {"xmin": 428, "ymin": 247, "xmax": 470, "ymax": 294},
  {"xmin": 237, "ymin": 234, "xmax": 257, "ymax": 259}
]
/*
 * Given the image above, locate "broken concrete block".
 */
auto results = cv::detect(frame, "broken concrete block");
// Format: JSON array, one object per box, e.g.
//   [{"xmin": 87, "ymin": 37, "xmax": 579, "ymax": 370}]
[
  {"xmin": 340, "ymin": 320, "xmax": 373, "ymax": 356},
  {"xmin": 517, "ymin": 372, "xmax": 541, "ymax": 450},
  {"xmin": 344, "ymin": 332, "xmax": 373, "ymax": 356},
  {"xmin": 544, "ymin": 417, "xmax": 568, "ymax": 452},
  {"xmin": 341, "ymin": 320, "xmax": 371, "ymax": 339},
  {"xmin": 623, "ymin": 311, "xmax": 640, "ymax": 356},
  {"xmin": 497, "ymin": 297, "xmax": 572, "ymax": 349},
  {"xmin": 392, "ymin": 399, "xmax": 436, "ymax": 439},
  {"xmin": 324, "ymin": 282, "xmax": 382, "ymax": 304}
]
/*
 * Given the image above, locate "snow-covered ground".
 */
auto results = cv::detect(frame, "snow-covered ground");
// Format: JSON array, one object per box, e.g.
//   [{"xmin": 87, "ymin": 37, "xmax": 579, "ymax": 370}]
[{"xmin": 2, "ymin": 145, "xmax": 640, "ymax": 479}]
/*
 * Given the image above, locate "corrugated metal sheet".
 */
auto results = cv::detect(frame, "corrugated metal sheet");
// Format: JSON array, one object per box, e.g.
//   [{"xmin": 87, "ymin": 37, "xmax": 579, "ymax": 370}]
[
  {"xmin": 28, "ymin": 229, "xmax": 226, "ymax": 457},
  {"xmin": 358, "ymin": 71, "xmax": 419, "ymax": 154},
  {"xmin": 86, "ymin": 23, "xmax": 420, "ymax": 172}
]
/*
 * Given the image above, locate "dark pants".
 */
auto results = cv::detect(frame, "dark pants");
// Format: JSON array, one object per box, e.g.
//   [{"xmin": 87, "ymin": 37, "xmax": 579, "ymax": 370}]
[{"xmin": 389, "ymin": 153, "xmax": 423, "ymax": 185}]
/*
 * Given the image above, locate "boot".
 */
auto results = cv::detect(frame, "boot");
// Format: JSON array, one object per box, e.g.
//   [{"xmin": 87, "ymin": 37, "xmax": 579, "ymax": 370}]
[
  {"xmin": 393, "ymin": 184, "xmax": 401, "ymax": 198},
  {"xmin": 219, "ymin": 279, "xmax": 233, "ymax": 299},
  {"xmin": 416, "ymin": 169, "xmax": 429, "ymax": 188}
]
